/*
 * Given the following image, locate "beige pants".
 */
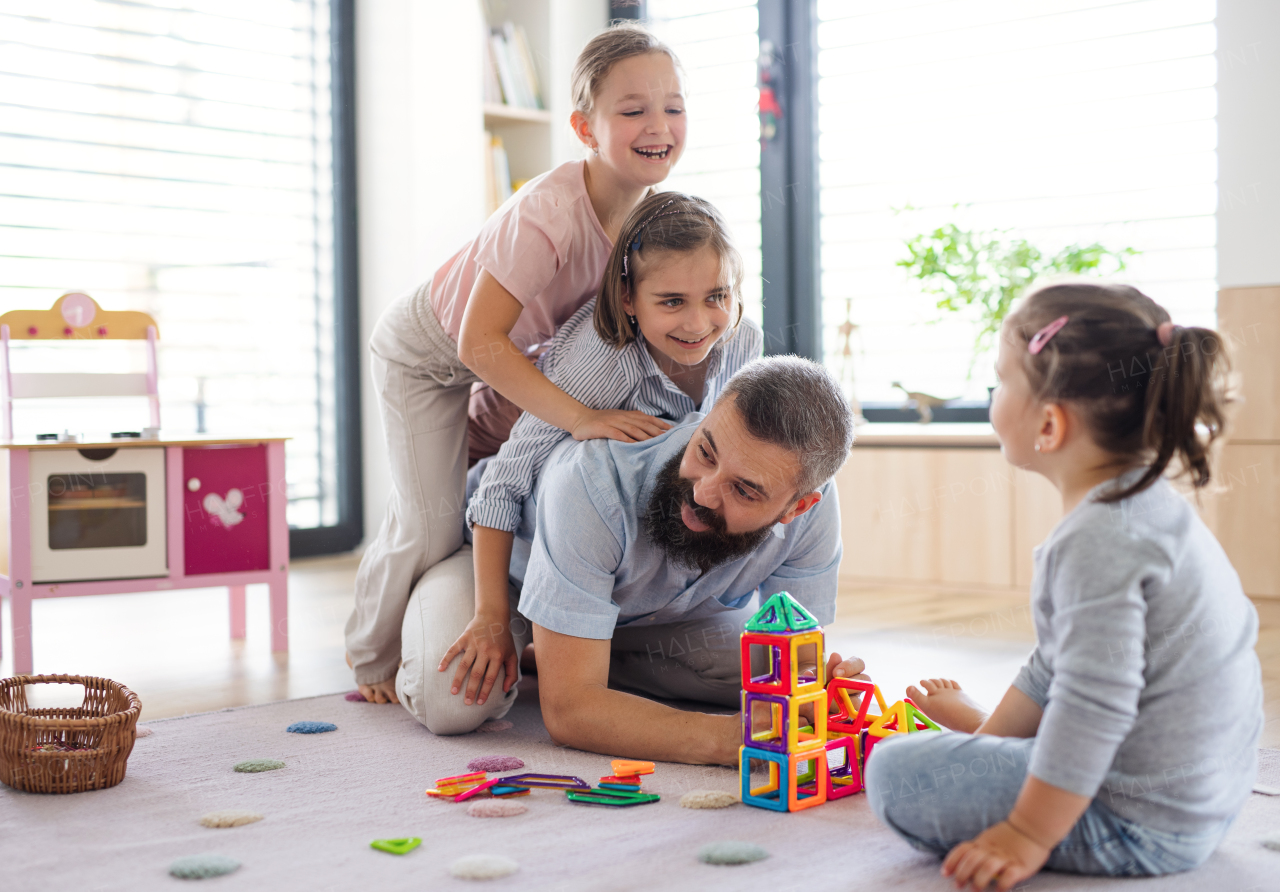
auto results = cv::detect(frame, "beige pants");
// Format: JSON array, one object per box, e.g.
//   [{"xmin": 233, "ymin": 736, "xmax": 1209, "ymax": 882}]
[
  {"xmin": 344, "ymin": 285, "xmax": 478, "ymax": 686},
  {"xmin": 396, "ymin": 544, "xmax": 756, "ymax": 735}
]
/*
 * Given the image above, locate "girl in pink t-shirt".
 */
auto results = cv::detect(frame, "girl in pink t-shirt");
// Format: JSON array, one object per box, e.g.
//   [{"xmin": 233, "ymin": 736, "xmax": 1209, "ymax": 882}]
[{"xmin": 346, "ymin": 24, "xmax": 687, "ymax": 704}]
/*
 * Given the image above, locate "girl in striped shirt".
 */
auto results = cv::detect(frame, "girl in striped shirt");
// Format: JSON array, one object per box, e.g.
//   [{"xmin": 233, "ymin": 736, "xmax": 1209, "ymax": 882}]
[{"xmin": 441, "ymin": 191, "xmax": 764, "ymax": 706}]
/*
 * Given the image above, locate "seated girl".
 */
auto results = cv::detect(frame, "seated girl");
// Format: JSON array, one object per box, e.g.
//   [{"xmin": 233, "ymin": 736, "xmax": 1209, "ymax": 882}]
[
  {"xmin": 440, "ymin": 191, "xmax": 763, "ymax": 707},
  {"xmin": 865, "ymin": 282, "xmax": 1262, "ymax": 889}
]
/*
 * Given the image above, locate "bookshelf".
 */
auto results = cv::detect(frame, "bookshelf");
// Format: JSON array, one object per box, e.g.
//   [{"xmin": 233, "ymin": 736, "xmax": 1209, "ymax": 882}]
[{"xmin": 480, "ymin": 0, "xmax": 606, "ymax": 215}]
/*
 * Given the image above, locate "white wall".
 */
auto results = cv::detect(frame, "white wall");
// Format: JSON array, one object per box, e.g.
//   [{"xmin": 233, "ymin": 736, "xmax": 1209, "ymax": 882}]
[
  {"xmin": 354, "ymin": 0, "xmax": 485, "ymax": 542},
  {"xmin": 1217, "ymin": 0, "xmax": 1280, "ymax": 289}
]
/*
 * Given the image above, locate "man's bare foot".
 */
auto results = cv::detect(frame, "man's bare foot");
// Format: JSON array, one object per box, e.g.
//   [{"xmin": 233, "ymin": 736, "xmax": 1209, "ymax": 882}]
[{"xmin": 906, "ymin": 678, "xmax": 987, "ymax": 733}]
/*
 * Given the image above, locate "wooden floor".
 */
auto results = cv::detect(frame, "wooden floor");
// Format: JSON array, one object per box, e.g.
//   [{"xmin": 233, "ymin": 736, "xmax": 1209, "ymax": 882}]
[{"xmin": 3, "ymin": 554, "xmax": 1277, "ymax": 747}]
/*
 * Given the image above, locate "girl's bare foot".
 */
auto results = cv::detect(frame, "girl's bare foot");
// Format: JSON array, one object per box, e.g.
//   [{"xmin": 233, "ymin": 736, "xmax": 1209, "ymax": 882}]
[{"xmin": 906, "ymin": 678, "xmax": 987, "ymax": 733}]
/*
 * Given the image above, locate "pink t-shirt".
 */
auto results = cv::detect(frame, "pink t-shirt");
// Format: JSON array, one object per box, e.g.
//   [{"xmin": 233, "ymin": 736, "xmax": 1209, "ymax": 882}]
[{"xmin": 430, "ymin": 159, "xmax": 612, "ymax": 359}]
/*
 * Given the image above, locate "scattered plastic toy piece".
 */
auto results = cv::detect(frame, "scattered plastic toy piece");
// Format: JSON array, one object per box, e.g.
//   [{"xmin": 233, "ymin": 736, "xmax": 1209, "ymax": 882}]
[
  {"xmin": 199, "ymin": 810, "xmax": 263, "ymax": 828},
  {"xmin": 233, "ymin": 759, "xmax": 285, "ymax": 773},
  {"xmin": 169, "ymin": 854, "xmax": 241, "ymax": 879},
  {"xmin": 437, "ymin": 771, "xmax": 486, "ymax": 788},
  {"xmin": 468, "ymin": 799, "xmax": 528, "ymax": 818},
  {"xmin": 286, "ymin": 721, "xmax": 337, "ymax": 734},
  {"xmin": 489, "ymin": 785, "xmax": 531, "ymax": 797},
  {"xmin": 1254, "ymin": 784, "xmax": 1280, "ymax": 796},
  {"xmin": 370, "ymin": 837, "xmax": 422, "ymax": 856},
  {"xmin": 497, "ymin": 773, "xmax": 589, "ymax": 790},
  {"xmin": 697, "ymin": 841, "xmax": 769, "ymax": 865},
  {"xmin": 680, "ymin": 790, "xmax": 738, "ymax": 809},
  {"xmin": 467, "ymin": 755, "xmax": 525, "ymax": 772},
  {"xmin": 599, "ymin": 782, "xmax": 645, "ymax": 792},
  {"xmin": 344, "ymin": 691, "xmax": 367, "ymax": 702},
  {"xmin": 566, "ymin": 787, "xmax": 660, "ymax": 807},
  {"xmin": 599, "ymin": 775, "xmax": 641, "ymax": 786},
  {"xmin": 474, "ymin": 720, "xmax": 513, "ymax": 733},
  {"xmin": 610, "ymin": 760, "xmax": 655, "ymax": 777},
  {"xmin": 454, "ymin": 778, "xmax": 500, "ymax": 802},
  {"xmin": 448, "ymin": 854, "xmax": 519, "ymax": 880}
]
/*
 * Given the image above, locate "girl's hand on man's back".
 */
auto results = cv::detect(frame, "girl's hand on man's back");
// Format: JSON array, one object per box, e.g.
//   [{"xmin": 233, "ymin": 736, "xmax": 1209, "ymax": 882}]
[{"xmin": 571, "ymin": 408, "xmax": 671, "ymax": 443}]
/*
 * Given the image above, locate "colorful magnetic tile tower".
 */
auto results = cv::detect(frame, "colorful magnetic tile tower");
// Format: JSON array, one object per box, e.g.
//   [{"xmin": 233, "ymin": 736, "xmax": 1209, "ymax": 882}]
[{"xmin": 739, "ymin": 592, "xmax": 832, "ymax": 812}]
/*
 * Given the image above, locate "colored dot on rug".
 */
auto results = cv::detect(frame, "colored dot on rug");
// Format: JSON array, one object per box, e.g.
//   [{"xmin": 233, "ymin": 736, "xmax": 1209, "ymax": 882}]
[
  {"xmin": 233, "ymin": 759, "xmax": 285, "ymax": 773},
  {"xmin": 467, "ymin": 800, "xmax": 527, "ymax": 818},
  {"xmin": 467, "ymin": 755, "xmax": 524, "ymax": 772},
  {"xmin": 169, "ymin": 854, "xmax": 241, "ymax": 879},
  {"xmin": 286, "ymin": 721, "xmax": 336, "ymax": 734},
  {"xmin": 199, "ymin": 810, "xmax": 264, "ymax": 828},
  {"xmin": 474, "ymin": 720, "xmax": 512, "ymax": 733},
  {"xmin": 344, "ymin": 691, "xmax": 366, "ymax": 702},
  {"xmin": 448, "ymin": 854, "xmax": 519, "ymax": 880},
  {"xmin": 680, "ymin": 790, "xmax": 738, "ymax": 809},
  {"xmin": 135, "ymin": 726, "xmax": 153, "ymax": 738},
  {"xmin": 697, "ymin": 841, "xmax": 769, "ymax": 865}
]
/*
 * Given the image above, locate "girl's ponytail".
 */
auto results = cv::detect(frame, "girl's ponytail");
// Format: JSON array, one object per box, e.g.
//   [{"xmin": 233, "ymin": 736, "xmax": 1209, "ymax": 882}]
[
  {"xmin": 1009, "ymin": 282, "xmax": 1233, "ymax": 503},
  {"xmin": 1136, "ymin": 323, "xmax": 1231, "ymax": 500}
]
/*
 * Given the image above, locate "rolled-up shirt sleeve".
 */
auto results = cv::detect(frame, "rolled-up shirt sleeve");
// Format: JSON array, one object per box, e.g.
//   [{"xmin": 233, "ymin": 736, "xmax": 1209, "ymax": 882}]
[
  {"xmin": 1028, "ymin": 531, "xmax": 1165, "ymax": 797},
  {"xmin": 756, "ymin": 479, "xmax": 842, "ymax": 627},
  {"xmin": 467, "ymin": 300, "xmax": 635, "ymax": 533},
  {"xmin": 1012, "ymin": 647, "xmax": 1052, "ymax": 708},
  {"xmin": 517, "ymin": 458, "xmax": 625, "ymax": 640}
]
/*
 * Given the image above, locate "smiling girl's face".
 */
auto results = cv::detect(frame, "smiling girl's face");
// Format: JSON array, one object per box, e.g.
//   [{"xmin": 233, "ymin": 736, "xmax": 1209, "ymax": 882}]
[
  {"xmin": 585, "ymin": 52, "xmax": 686, "ymax": 189},
  {"xmin": 623, "ymin": 245, "xmax": 734, "ymax": 368}
]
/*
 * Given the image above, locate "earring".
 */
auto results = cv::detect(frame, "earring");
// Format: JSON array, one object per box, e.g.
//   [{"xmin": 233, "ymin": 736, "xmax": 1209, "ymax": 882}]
[
  {"xmin": 628, "ymin": 314, "xmax": 637, "ymax": 326},
  {"xmin": 592, "ymin": 143, "xmax": 600, "ymax": 156},
  {"xmin": 1034, "ymin": 443, "xmax": 1042, "ymax": 452}
]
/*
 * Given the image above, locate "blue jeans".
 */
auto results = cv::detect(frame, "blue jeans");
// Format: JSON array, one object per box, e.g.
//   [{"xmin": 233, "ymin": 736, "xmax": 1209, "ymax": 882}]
[{"xmin": 864, "ymin": 732, "xmax": 1231, "ymax": 876}]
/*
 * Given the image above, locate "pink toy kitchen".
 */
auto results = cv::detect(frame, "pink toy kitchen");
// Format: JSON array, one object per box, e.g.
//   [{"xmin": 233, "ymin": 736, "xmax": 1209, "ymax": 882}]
[{"xmin": 0, "ymin": 293, "xmax": 289, "ymax": 675}]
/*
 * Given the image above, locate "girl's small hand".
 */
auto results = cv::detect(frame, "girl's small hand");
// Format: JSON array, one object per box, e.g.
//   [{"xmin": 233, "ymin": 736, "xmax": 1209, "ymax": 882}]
[
  {"xmin": 942, "ymin": 821, "xmax": 1051, "ymax": 891},
  {"xmin": 571, "ymin": 408, "xmax": 671, "ymax": 443},
  {"xmin": 826, "ymin": 651, "xmax": 868, "ymax": 682},
  {"xmin": 438, "ymin": 611, "xmax": 519, "ymax": 706}
]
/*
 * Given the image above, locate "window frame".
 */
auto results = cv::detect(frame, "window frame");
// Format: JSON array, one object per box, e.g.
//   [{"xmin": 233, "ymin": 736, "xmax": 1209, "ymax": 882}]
[{"xmin": 291, "ymin": 0, "xmax": 362, "ymax": 557}]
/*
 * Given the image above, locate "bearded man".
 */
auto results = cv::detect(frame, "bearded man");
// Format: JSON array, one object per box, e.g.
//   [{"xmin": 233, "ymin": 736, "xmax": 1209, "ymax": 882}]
[{"xmin": 397, "ymin": 356, "xmax": 863, "ymax": 764}]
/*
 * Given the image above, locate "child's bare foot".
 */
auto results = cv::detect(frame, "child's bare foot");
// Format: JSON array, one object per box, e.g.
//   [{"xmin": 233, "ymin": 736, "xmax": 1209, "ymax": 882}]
[{"xmin": 906, "ymin": 678, "xmax": 987, "ymax": 733}]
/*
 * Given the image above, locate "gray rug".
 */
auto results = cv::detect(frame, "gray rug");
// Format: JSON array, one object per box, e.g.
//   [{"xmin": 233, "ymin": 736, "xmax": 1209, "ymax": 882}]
[{"xmin": 2, "ymin": 691, "xmax": 1278, "ymax": 891}]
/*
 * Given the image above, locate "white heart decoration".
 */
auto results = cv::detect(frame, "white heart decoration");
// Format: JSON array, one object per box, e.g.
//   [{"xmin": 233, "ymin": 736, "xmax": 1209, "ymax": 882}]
[{"xmin": 203, "ymin": 489, "xmax": 245, "ymax": 528}]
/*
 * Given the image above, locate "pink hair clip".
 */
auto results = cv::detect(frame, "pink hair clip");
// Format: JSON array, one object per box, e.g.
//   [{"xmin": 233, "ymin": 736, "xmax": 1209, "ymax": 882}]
[
  {"xmin": 1028, "ymin": 315, "xmax": 1069, "ymax": 355},
  {"xmin": 1156, "ymin": 321, "xmax": 1176, "ymax": 346}
]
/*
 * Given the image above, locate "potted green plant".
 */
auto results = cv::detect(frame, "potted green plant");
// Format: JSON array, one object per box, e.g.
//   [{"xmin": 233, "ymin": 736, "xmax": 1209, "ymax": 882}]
[{"xmin": 897, "ymin": 221, "xmax": 1136, "ymax": 372}]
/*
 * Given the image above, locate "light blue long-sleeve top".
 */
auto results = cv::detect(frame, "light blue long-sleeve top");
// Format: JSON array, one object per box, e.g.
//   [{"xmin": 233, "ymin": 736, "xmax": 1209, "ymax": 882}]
[
  {"xmin": 466, "ymin": 298, "xmax": 763, "ymax": 533},
  {"xmin": 1013, "ymin": 470, "xmax": 1262, "ymax": 834}
]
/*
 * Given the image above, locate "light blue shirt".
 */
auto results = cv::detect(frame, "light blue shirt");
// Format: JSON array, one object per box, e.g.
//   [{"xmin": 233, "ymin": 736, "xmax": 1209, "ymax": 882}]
[
  {"xmin": 506, "ymin": 420, "xmax": 842, "ymax": 640},
  {"xmin": 467, "ymin": 298, "xmax": 763, "ymax": 533}
]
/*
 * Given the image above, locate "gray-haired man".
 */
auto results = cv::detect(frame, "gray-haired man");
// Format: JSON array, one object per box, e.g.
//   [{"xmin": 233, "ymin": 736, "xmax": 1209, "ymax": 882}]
[{"xmin": 401, "ymin": 356, "xmax": 864, "ymax": 764}]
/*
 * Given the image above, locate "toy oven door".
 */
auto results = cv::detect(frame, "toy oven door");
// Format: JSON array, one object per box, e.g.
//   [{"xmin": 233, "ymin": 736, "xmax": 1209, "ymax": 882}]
[{"xmin": 29, "ymin": 446, "xmax": 168, "ymax": 583}]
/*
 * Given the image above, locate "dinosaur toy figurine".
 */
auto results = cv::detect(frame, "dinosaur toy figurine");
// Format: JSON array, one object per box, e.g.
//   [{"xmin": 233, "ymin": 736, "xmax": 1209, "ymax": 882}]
[{"xmin": 891, "ymin": 382, "xmax": 958, "ymax": 424}]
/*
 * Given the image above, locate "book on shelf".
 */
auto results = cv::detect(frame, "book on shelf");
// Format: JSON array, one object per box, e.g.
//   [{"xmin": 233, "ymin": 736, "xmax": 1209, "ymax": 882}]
[
  {"xmin": 486, "ymin": 21, "xmax": 544, "ymax": 110},
  {"xmin": 483, "ymin": 132, "xmax": 514, "ymax": 217}
]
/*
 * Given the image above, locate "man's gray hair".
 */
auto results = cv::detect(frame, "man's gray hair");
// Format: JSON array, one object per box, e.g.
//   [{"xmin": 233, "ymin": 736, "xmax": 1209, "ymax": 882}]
[{"xmin": 720, "ymin": 355, "xmax": 855, "ymax": 495}]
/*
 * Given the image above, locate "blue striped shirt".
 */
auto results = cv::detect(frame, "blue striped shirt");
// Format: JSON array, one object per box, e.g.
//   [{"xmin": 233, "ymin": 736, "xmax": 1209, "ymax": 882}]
[{"xmin": 466, "ymin": 298, "xmax": 764, "ymax": 533}]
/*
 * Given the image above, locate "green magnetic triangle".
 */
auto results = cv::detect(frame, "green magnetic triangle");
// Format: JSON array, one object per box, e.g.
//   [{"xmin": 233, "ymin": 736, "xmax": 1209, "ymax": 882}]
[
  {"xmin": 371, "ymin": 837, "xmax": 422, "ymax": 856},
  {"xmin": 745, "ymin": 592, "xmax": 819, "ymax": 633},
  {"xmin": 906, "ymin": 703, "xmax": 941, "ymax": 731}
]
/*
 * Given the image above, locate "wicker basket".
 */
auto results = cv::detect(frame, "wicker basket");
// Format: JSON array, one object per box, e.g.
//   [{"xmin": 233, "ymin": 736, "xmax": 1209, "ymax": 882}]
[{"xmin": 0, "ymin": 674, "xmax": 141, "ymax": 793}]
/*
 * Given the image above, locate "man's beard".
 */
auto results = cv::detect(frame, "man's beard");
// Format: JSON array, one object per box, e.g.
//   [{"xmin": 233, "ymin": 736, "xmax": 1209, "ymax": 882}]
[{"xmin": 643, "ymin": 451, "xmax": 781, "ymax": 574}]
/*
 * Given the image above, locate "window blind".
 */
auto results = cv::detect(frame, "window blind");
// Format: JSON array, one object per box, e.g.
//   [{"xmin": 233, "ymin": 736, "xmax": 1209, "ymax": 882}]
[
  {"xmin": 647, "ymin": 0, "xmax": 763, "ymax": 325},
  {"xmin": 816, "ymin": 0, "xmax": 1218, "ymax": 403},
  {"xmin": 0, "ymin": 0, "xmax": 338, "ymax": 527}
]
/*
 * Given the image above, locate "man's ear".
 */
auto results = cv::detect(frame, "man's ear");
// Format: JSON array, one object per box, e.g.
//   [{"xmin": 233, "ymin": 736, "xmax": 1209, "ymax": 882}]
[{"xmin": 778, "ymin": 491, "xmax": 821, "ymax": 524}]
